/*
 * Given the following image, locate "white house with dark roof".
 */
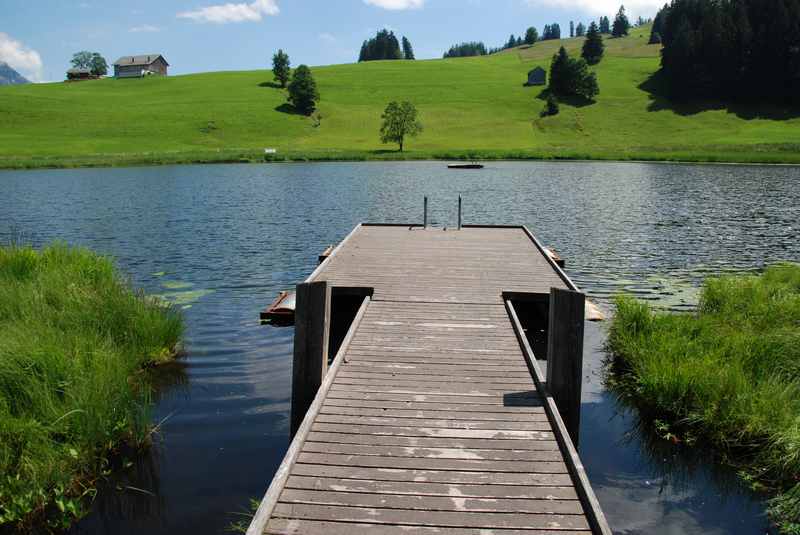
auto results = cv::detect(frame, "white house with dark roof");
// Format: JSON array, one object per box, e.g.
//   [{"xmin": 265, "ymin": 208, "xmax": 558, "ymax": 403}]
[{"xmin": 113, "ymin": 54, "xmax": 169, "ymax": 78}]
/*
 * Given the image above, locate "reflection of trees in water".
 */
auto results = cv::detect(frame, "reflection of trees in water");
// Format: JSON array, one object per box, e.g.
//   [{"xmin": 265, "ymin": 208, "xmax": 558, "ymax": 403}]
[
  {"xmin": 603, "ymin": 363, "xmax": 764, "ymax": 504},
  {"xmin": 63, "ymin": 360, "xmax": 189, "ymax": 535}
]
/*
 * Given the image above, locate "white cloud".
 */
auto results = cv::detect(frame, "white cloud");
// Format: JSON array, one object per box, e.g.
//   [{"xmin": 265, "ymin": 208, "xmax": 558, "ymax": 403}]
[
  {"xmin": 524, "ymin": 0, "xmax": 662, "ymax": 17},
  {"xmin": 319, "ymin": 32, "xmax": 336, "ymax": 43},
  {"xmin": 129, "ymin": 24, "xmax": 161, "ymax": 33},
  {"xmin": 0, "ymin": 32, "xmax": 43, "ymax": 82},
  {"xmin": 364, "ymin": 0, "xmax": 424, "ymax": 10},
  {"xmin": 177, "ymin": 0, "xmax": 279, "ymax": 23}
]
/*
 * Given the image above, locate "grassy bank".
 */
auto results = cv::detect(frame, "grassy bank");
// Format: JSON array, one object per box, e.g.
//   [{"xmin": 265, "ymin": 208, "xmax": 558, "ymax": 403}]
[
  {"xmin": 0, "ymin": 244, "xmax": 183, "ymax": 529},
  {"xmin": 608, "ymin": 264, "xmax": 800, "ymax": 532},
  {"xmin": 2, "ymin": 27, "xmax": 799, "ymax": 169}
]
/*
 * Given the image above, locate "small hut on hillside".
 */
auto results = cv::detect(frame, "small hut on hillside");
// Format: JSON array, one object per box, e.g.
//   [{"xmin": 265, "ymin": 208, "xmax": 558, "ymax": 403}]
[
  {"xmin": 525, "ymin": 66, "xmax": 546, "ymax": 86},
  {"xmin": 66, "ymin": 68, "xmax": 95, "ymax": 81}
]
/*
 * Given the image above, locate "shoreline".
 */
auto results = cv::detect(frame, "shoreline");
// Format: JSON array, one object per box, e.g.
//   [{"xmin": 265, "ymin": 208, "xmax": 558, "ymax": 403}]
[{"xmin": 3, "ymin": 148, "xmax": 800, "ymax": 171}]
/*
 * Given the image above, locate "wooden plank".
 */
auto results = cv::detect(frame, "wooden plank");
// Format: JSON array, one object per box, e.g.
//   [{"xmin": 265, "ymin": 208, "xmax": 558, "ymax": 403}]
[
  {"xmin": 313, "ymin": 414, "xmax": 553, "ymax": 431},
  {"xmin": 266, "ymin": 518, "xmax": 589, "ymax": 535},
  {"xmin": 311, "ymin": 423, "xmax": 551, "ymax": 440},
  {"xmin": 325, "ymin": 389, "xmax": 542, "ymax": 406},
  {"xmin": 301, "ymin": 441, "xmax": 562, "ymax": 460},
  {"xmin": 322, "ymin": 397, "xmax": 544, "ymax": 413},
  {"xmin": 279, "ymin": 489, "xmax": 583, "ymax": 514},
  {"xmin": 305, "ymin": 431, "xmax": 558, "ymax": 449},
  {"xmin": 296, "ymin": 453, "xmax": 568, "ymax": 473},
  {"xmin": 285, "ymin": 476, "xmax": 579, "ymax": 499},
  {"xmin": 270, "ymin": 503, "xmax": 590, "ymax": 530},
  {"xmin": 290, "ymin": 464, "xmax": 573, "ymax": 486},
  {"xmin": 290, "ymin": 281, "xmax": 330, "ymax": 436},
  {"xmin": 318, "ymin": 405, "xmax": 549, "ymax": 421}
]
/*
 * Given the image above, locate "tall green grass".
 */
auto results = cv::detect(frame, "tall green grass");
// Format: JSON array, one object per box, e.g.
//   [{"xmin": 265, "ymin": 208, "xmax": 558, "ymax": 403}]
[
  {"xmin": 609, "ymin": 263, "xmax": 800, "ymax": 532},
  {"xmin": 0, "ymin": 243, "xmax": 183, "ymax": 529}
]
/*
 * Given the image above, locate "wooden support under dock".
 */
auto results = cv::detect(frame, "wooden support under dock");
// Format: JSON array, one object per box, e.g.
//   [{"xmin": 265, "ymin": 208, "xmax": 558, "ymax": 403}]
[{"xmin": 249, "ymin": 223, "xmax": 611, "ymax": 535}]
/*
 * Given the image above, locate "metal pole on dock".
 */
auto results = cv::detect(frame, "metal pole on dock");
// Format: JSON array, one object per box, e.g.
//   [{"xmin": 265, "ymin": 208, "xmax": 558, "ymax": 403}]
[
  {"xmin": 547, "ymin": 287, "xmax": 585, "ymax": 445},
  {"xmin": 423, "ymin": 196, "xmax": 428, "ymax": 228},
  {"xmin": 458, "ymin": 195, "xmax": 462, "ymax": 230}
]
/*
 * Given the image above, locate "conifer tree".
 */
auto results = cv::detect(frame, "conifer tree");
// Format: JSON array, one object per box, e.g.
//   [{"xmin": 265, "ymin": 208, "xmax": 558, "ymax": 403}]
[
  {"xmin": 582, "ymin": 22, "xmax": 605, "ymax": 65},
  {"xmin": 599, "ymin": 16, "xmax": 611, "ymax": 34},
  {"xmin": 612, "ymin": 5, "xmax": 631, "ymax": 37},
  {"xmin": 402, "ymin": 36, "xmax": 415, "ymax": 60}
]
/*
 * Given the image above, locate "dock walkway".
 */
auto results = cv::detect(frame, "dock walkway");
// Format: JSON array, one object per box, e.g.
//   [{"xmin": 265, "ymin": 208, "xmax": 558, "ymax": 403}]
[{"xmin": 249, "ymin": 224, "xmax": 610, "ymax": 534}]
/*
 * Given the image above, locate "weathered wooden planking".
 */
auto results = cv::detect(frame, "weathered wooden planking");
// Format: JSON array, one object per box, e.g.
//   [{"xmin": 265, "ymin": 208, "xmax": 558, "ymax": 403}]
[
  {"xmin": 250, "ymin": 224, "xmax": 611, "ymax": 535},
  {"xmin": 266, "ymin": 518, "xmax": 589, "ymax": 535}
]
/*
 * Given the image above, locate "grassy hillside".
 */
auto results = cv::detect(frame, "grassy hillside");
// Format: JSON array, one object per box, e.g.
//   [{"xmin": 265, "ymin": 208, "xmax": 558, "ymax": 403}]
[{"xmin": 1, "ymin": 27, "xmax": 799, "ymax": 168}]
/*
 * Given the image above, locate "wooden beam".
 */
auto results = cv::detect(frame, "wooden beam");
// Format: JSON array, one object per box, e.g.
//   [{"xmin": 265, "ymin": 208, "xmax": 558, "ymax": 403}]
[
  {"xmin": 291, "ymin": 281, "xmax": 331, "ymax": 436},
  {"xmin": 546, "ymin": 287, "xmax": 585, "ymax": 445}
]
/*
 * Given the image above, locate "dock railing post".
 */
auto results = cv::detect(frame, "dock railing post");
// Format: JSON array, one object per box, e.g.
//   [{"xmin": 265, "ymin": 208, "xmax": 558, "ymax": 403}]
[
  {"xmin": 290, "ymin": 280, "xmax": 330, "ymax": 437},
  {"xmin": 458, "ymin": 195, "xmax": 462, "ymax": 230},
  {"xmin": 546, "ymin": 287, "xmax": 585, "ymax": 445},
  {"xmin": 423, "ymin": 196, "xmax": 428, "ymax": 228}
]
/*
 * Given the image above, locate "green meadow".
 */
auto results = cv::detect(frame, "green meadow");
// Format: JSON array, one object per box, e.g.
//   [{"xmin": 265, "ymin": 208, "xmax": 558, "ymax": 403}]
[
  {"xmin": 0, "ymin": 244, "xmax": 183, "ymax": 528},
  {"xmin": 1, "ymin": 27, "xmax": 799, "ymax": 168},
  {"xmin": 609, "ymin": 264, "xmax": 800, "ymax": 532}
]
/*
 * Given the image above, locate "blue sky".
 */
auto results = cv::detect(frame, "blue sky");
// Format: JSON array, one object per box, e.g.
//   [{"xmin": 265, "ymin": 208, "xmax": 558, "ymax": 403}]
[{"xmin": 2, "ymin": 0, "xmax": 663, "ymax": 82}]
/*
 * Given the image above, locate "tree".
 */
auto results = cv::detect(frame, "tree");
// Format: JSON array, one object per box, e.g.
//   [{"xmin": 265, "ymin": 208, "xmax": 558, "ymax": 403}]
[
  {"xmin": 287, "ymin": 65, "xmax": 319, "ymax": 115},
  {"xmin": 71, "ymin": 51, "xmax": 94, "ymax": 69},
  {"xmin": 541, "ymin": 93, "xmax": 560, "ymax": 116},
  {"xmin": 570, "ymin": 21, "xmax": 575, "ymax": 38},
  {"xmin": 402, "ymin": 36, "xmax": 415, "ymax": 60},
  {"xmin": 443, "ymin": 42, "xmax": 488, "ymax": 58},
  {"xmin": 90, "ymin": 53, "xmax": 108, "ymax": 76},
  {"xmin": 272, "ymin": 49, "xmax": 291, "ymax": 88},
  {"xmin": 542, "ymin": 23, "xmax": 561, "ymax": 40},
  {"xmin": 582, "ymin": 22, "xmax": 605, "ymax": 65},
  {"xmin": 380, "ymin": 101, "xmax": 422, "ymax": 152},
  {"xmin": 599, "ymin": 16, "xmax": 611, "ymax": 34},
  {"xmin": 506, "ymin": 34, "xmax": 519, "ymax": 49},
  {"xmin": 550, "ymin": 46, "xmax": 599, "ymax": 100},
  {"xmin": 576, "ymin": 22, "xmax": 587, "ymax": 36},
  {"xmin": 612, "ymin": 5, "xmax": 631, "ymax": 37},
  {"xmin": 649, "ymin": 4, "xmax": 669, "ymax": 44},
  {"xmin": 359, "ymin": 29, "xmax": 404, "ymax": 61},
  {"xmin": 524, "ymin": 27, "xmax": 539, "ymax": 45}
]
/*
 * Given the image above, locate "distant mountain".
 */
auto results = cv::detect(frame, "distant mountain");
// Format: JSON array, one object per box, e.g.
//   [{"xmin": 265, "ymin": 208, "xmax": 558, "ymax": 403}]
[{"xmin": 0, "ymin": 62, "xmax": 30, "ymax": 85}]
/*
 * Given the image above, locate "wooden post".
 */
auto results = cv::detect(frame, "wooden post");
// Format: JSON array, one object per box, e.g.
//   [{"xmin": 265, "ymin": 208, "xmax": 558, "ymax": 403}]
[
  {"xmin": 424, "ymin": 196, "xmax": 428, "ymax": 228},
  {"xmin": 458, "ymin": 195, "xmax": 462, "ymax": 230},
  {"xmin": 290, "ymin": 281, "xmax": 330, "ymax": 437},
  {"xmin": 547, "ymin": 287, "xmax": 585, "ymax": 445}
]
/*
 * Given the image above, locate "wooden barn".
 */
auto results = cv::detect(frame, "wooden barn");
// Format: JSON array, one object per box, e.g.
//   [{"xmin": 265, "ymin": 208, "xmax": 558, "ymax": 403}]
[
  {"xmin": 113, "ymin": 54, "xmax": 169, "ymax": 78},
  {"xmin": 525, "ymin": 66, "xmax": 547, "ymax": 86}
]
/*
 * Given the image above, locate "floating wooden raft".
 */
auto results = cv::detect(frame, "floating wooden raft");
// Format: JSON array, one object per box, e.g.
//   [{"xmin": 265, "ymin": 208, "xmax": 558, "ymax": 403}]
[{"xmin": 248, "ymin": 224, "xmax": 611, "ymax": 535}]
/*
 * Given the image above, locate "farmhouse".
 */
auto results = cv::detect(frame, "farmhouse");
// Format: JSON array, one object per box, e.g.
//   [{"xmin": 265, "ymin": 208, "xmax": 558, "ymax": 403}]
[
  {"xmin": 113, "ymin": 54, "xmax": 169, "ymax": 78},
  {"xmin": 525, "ymin": 66, "xmax": 546, "ymax": 86}
]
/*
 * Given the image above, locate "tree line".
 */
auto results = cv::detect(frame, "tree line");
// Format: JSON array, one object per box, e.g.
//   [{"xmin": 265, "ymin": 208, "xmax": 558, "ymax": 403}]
[
  {"xmin": 442, "ymin": 5, "xmax": 635, "ymax": 58},
  {"xmin": 651, "ymin": 0, "xmax": 800, "ymax": 103},
  {"xmin": 359, "ymin": 29, "xmax": 415, "ymax": 62}
]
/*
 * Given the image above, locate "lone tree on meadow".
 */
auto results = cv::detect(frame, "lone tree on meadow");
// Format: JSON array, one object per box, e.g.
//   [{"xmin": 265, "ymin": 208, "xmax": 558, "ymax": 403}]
[
  {"xmin": 272, "ymin": 49, "xmax": 291, "ymax": 88},
  {"xmin": 71, "ymin": 51, "xmax": 107, "ymax": 75},
  {"xmin": 287, "ymin": 65, "xmax": 319, "ymax": 115},
  {"xmin": 380, "ymin": 101, "xmax": 423, "ymax": 152},
  {"xmin": 582, "ymin": 22, "xmax": 605, "ymax": 65},
  {"xmin": 611, "ymin": 5, "xmax": 631, "ymax": 37},
  {"xmin": 402, "ymin": 37, "xmax": 415, "ymax": 60}
]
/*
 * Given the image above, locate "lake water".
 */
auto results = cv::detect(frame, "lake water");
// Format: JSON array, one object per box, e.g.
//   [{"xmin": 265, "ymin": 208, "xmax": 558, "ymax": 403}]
[{"xmin": 2, "ymin": 161, "xmax": 798, "ymax": 534}]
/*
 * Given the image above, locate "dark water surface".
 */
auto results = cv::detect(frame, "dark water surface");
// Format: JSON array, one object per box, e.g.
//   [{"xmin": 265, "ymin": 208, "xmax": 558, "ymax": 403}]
[{"xmin": 1, "ymin": 161, "xmax": 798, "ymax": 534}]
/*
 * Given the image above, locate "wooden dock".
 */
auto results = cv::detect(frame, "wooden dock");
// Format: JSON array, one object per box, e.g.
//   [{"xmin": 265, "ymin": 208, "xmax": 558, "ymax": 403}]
[{"xmin": 248, "ymin": 224, "xmax": 611, "ymax": 535}]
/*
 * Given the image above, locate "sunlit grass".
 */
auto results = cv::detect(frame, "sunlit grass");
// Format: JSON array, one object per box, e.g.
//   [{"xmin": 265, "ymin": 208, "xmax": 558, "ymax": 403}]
[
  {"xmin": 609, "ymin": 263, "xmax": 800, "ymax": 532},
  {"xmin": 0, "ymin": 243, "xmax": 183, "ymax": 529},
  {"xmin": 1, "ymin": 25, "xmax": 799, "ymax": 168}
]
